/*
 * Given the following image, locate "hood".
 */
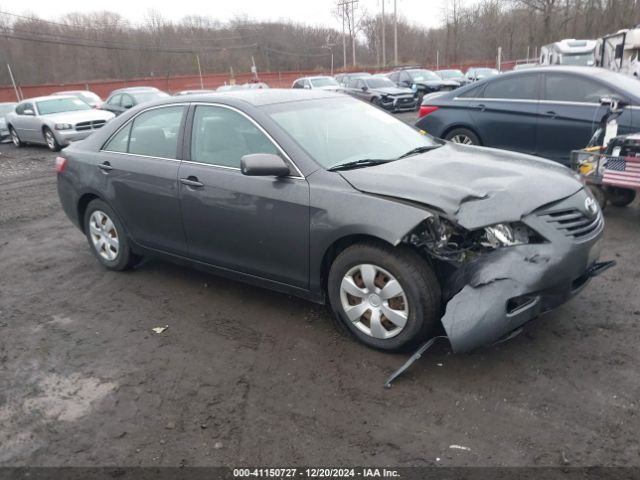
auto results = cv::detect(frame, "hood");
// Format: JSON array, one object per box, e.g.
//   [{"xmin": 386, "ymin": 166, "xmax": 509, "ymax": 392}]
[
  {"xmin": 316, "ymin": 85, "xmax": 342, "ymax": 92},
  {"xmin": 42, "ymin": 109, "xmax": 115, "ymax": 125},
  {"xmin": 373, "ymin": 87, "xmax": 414, "ymax": 96},
  {"xmin": 338, "ymin": 143, "xmax": 583, "ymax": 230}
]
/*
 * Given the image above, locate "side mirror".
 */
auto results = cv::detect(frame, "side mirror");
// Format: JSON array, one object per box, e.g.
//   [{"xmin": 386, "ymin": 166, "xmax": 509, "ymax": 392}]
[
  {"xmin": 241, "ymin": 153, "xmax": 291, "ymax": 177},
  {"xmin": 23, "ymin": 109, "xmax": 35, "ymax": 116},
  {"xmin": 361, "ymin": 86, "xmax": 368, "ymax": 92},
  {"xmin": 122, "ymin": 103, "xmax": 133, "ymax": 109},
  {"xmin": 303, "ymin": 84, "xmax": 311, "ymax": 90}
]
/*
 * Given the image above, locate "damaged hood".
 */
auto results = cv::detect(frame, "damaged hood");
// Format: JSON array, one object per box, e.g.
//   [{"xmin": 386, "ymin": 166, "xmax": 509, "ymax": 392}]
[{"xmin": 339, "ymin": 143, "xmax": 583, "ymax": 230}]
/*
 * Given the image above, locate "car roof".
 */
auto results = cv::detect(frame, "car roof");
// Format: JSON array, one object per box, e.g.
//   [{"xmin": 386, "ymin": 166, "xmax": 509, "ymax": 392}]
[
  {"xmin": 295, "ymin": 76, "xmax": 334, "ymax": 81},
  {"xmin": 53, "ymin": 90, "xmax": 96, "ymax": 95},
  {"xmin": 140, "ymin": 88, "xmax": 344, "ymax": 108},
  {"xmin": 19, "ymin": 95, "xmax": 77, "ymax": 103},
  {"xmin": 110, "ymin": 87, "xmax": 160, "ymax": 95}
]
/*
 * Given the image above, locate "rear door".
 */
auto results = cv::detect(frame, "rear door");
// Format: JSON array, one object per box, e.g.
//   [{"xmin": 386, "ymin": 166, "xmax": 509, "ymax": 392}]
[
  {"xmin": 536, "ymin": 72, "xmax": 630, "ymax": 164},
  {"xmin": 98, "ymin": 104, "xmax": 188, "ymax": 254},
  {"xmin": 468, "ymin": 73, "xmax": 540, "ymax": 155},
  {"xmin": 178, "ymin": 104, "xmax": 310, "ymax": 288}
]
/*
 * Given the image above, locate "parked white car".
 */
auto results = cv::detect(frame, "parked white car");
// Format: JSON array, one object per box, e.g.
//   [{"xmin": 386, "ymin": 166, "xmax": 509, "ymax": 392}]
[
  {"xmin": 291, "ymin": 76, "xmax": 342, "ymax": 91},
  {"xmin": 5, "ymin": 95, "xmax": 115, "ymax": 151}
]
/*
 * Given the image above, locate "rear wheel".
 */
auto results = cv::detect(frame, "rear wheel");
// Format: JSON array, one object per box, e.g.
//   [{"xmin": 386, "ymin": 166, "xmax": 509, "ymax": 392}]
[
  {"xmin": 606, "ymin": 187, "xmax": 636, "ymax": 207},
  {"xmin": 327, "ymin": 242, "xmax": 441, "ymax": 352},
  {"xmin": 445, "ymin": 128, "xmax": 480, "ymax": 145},
  {"xmin": 9, "ymin": 127, "xmax": 23, "ymax": 147},
  {"xmin": 43, "ymin": 127, "xmax": 61, "ymax": 152},
  {"xmin": 83, "ymin": 199, "xmax": 139, "ymax": 271}
]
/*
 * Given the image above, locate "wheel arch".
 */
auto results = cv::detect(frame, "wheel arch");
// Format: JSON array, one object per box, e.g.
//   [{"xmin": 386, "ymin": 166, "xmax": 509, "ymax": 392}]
[
  {"xmin": 319, "ymin": 234, "xmax": 395, "ymax": 297},
  {"xmin": 77, "ymin": 192, "xmax": 102, "ymax": 233}
]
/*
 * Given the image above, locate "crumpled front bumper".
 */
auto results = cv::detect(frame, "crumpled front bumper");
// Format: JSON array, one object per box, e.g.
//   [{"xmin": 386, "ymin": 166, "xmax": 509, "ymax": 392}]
[{"xmin": 440, "ymin": 189, "xmax": 607, "ymax": 353}]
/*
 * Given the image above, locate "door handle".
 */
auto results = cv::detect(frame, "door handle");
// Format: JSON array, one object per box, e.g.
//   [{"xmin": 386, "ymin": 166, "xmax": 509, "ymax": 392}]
[
  {"xmin": 180, "ymin": 176, "xmax": 204, "ymax": 188},
  {"xmin": 98, "ymin": 161, "xmax": 113, "ymax": 172},
  {"xmin": 544, "ymin": 111, "xmax": 557, "ymax": 118},
  {"xmin": 476, "ymin": 103, "xmax": 486, "ymax": 111}
]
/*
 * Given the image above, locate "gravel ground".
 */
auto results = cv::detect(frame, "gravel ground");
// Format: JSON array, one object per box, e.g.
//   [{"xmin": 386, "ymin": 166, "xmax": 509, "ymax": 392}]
[{"xmin": 0, "ymin": 136, "xmax": 639, "ymax": 468}]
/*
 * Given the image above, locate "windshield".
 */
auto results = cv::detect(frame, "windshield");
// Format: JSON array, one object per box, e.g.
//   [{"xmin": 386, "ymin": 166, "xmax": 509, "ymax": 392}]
[
  {"xmin": 78, "ymin": 92, "xmax": 101, "ymax": 103},
  {"xmin": 310, "ymin": 77, "xmax": 338, "ymax": 87},
  {"xmin": 408, "ymin": 69, "xmax": 440, "ymax": 81},
  {"xmin": 131, "ymin": 91, "xmax": 170, "ymax": 103},
  {"xmin": 475, "ymin": 68, "xmax": 499, "ymax": 77},
  {"xmin": 37, "ymin": 98, "xmax": 91, "ymax": 115},
  {"xmin": 365, "ymin": 78, "xmax": 395, "ymax": 88},
  {"xmin": 266, "ymin": 97, "xmax": 438, "ymax": 169},
  {"xmin": 561, "ymin": 53, "xmax": 595, "ymax": 66},
  {"xmin": 438, "ymin": 70, "xmax": 464, "ymax": 79},
  {"xmin": 0, "ymin": 104, "xmax": 15, "ymax": 115}
]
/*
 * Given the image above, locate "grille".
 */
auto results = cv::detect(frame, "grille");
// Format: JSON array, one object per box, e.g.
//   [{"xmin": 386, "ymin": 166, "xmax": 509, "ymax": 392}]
[
  {"xmin": 538, "ymin": 208, "xmax": 603, "ymax": 240},
  {"xmin": 75, "ymin": 120, "xmax": 107, "ymax": 132}
]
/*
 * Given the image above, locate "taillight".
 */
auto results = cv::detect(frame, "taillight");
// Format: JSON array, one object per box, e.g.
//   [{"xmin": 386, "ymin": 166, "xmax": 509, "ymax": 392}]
[
  {"xmin": 418, "ymin": 105, "xmax": 439, "ymax": 118},
  {"xmin": 55, "ymin": 156, "xmax": 67, "ymax": 174}
]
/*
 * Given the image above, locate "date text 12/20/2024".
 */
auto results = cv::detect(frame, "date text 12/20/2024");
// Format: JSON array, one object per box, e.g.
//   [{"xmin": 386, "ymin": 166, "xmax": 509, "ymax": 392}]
[{"xmin": 233, "ymin": 468, "xmax": 400, "ymax": 478}]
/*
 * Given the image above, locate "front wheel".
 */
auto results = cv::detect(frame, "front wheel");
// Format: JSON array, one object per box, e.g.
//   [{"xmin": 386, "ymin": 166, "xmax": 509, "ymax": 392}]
[
  {"xmin": 83, "ymin": 199, "xmax": 139, "ymax": 271},
  {"xmin": 327, "ymin": 242, "xmax": 441, "ymax": 352},
  {"xmin": 43, "ymin": 127, "xmax": 62, "ymax": 152},
  {"xmin": 606, "ymin": 187, "xmax": 636, "ymax": 207}
]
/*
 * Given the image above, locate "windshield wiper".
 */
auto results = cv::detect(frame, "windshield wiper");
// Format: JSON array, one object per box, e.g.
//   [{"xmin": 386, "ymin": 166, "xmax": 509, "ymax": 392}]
[
  {"xmin": 396, "ymin": 145, "xmax": 442, "ymax": 159},
  {"xmin": 328, "ymin": 159, "xmax": 393, "ymax": 171}
]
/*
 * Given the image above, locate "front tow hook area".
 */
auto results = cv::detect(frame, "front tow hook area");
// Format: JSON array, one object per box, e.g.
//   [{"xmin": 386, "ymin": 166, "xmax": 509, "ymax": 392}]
[{"xmin": 588, "ymin": 260, "xmax": 616, "ymax": 277}]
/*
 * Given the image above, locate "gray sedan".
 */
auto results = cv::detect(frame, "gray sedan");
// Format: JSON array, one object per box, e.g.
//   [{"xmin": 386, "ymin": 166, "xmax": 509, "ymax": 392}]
[
  {"xmin": 6, "ymin": 96, "xmax": 114, "ymax": 151},
  {"xmin": 56, "ymin": 90, "xmax": 609, "ymax": 354}
]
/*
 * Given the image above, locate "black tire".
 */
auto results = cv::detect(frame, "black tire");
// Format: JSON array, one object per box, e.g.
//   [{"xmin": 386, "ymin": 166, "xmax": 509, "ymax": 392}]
[
  {"xmin": 327, "ymin": 241, "xmax": 441, "ymax": 352},
  {"xmin": 43, "ymin": 127, "xmax": 62, "ymax": 152},
  {"xmin": 371, "ymin": 97, "xmax": 381, "ymax": 107},
  {"xmin": 588, "ymin": 185, "xmax": 608, "ymax": 210},
  {"xmin": 445, "ymin": 127, "xmax": 481, "ymax": 146},
  {"xmin": 83, "ymin": 199, "xmax": 139, "ymax": 271},
  {"xmin": 9, "ymin": 126, "xmax": 24, "ymax": 147},
  {"xmin": 606, "ymin": 187, "xmax": 636, "ymax": 207}
]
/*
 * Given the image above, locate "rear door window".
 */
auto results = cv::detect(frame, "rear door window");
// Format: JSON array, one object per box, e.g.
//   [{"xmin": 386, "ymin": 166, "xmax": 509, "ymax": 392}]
[
  {"xmin": 103, "ymin": 106, "xmax": 185, "ymax": 158},
  {"xmin": 483, "ymin": 74, "xmax": 539, "ymax": 100}
]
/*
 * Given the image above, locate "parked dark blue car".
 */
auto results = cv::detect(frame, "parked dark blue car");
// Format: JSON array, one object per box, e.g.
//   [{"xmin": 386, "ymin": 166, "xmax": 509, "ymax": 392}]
[{"xmin": 415, "ymin": 66, "xmax": 640, "ymax": 164}]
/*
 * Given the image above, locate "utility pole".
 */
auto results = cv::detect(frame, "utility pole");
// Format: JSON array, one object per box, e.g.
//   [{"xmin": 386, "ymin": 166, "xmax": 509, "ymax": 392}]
[
  {"xmin": 339, "ymin": 0, "xmax": 359, "ymax": 67},
  {"xmin": 393, "ymin": 0, "xmax": 398, "ymax": 66},
  {"xmin": 381, "ymin": 0, "xmax": 386, "ymax": 67},
  {"xmin": 195, "ymin": 54, "xmax": 204, "ymax": 89},
  {"xmin": 352, "ymin": 0, "xmax": 357, "ymax": 66},
  {"xmin": 497, "ymin": 46, "xmax": 502, "ymax": 71},
  {"xmin": 7, "ymin": 64, "xmax": 20, "ymax": 101},
  {"xmin": 323, "ymin": 45, "xmax": 335, "ymax": 76}
]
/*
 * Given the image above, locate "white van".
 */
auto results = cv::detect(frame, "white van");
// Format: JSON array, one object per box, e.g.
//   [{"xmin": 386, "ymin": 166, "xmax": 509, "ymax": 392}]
[{"xmin": 539, "ymin": 39, "xmax": 597, "ymax": 66}]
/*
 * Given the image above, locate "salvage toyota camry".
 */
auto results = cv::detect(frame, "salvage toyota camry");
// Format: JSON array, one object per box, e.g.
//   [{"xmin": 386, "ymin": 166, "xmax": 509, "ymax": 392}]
[{"xmin": 57, "ymin": 90, "xmax": 610, "ymax": 353}]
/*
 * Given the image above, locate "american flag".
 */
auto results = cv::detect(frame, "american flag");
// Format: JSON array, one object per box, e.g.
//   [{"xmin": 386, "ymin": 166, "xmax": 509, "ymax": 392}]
[{"xmin": 603, "ymin": 156, "xmax": 640, "ymax": 189}]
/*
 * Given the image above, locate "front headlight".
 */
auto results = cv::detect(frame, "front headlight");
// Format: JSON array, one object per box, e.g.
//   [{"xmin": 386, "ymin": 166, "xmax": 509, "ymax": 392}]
[
  {"xmin": 482, "ymin": 223, "xmax": 537, "ymax": 248},
  {"xmin": 55, "ymin": 123, "xmax": 73, "ymax": 130}
]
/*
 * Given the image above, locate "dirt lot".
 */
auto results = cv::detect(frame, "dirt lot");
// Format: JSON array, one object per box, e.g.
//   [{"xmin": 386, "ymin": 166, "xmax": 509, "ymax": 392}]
[{"xmin": 1, "ymin": 133, "xmax": 639, "ymax": 468}]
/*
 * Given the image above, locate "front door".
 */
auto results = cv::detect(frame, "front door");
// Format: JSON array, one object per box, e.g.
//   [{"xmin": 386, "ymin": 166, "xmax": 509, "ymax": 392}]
[
  {"xmin": 178, "ymin": 104, "xmax": 310, "ymax": 288},
  {"xmin": 536, "ymin": 72, "xmax": 633, "ymax": 164}
]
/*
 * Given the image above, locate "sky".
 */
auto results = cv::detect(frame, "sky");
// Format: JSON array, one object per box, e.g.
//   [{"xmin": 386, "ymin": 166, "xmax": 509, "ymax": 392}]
[{"xmin": 15, "ymin": 0, "xmax": 449, "ymax": 30}]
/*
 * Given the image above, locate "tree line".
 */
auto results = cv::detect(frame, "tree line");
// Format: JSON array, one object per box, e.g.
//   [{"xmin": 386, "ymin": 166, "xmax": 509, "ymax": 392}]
[{"xmin": 0, "ymin": 0, "xmax": 638, "ymax": 86}]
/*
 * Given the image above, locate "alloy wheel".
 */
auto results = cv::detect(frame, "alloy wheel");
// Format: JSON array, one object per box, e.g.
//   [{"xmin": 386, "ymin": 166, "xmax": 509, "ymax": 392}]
[
  {"xmin": 450, "ymin": 134, "xmax": 474, "ymax": 145},
  {"xmin": 339, "ymin": 264, "xmax": 409, "ymax": 339},
  {"xmin": 89, "ymin": 210, "xmax": 120, "ymax": 261},
  {"xmin": 45, "ymin": 130, "xmax": 56, "ymax": 150}
]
